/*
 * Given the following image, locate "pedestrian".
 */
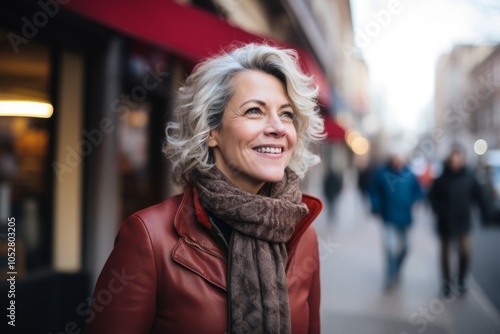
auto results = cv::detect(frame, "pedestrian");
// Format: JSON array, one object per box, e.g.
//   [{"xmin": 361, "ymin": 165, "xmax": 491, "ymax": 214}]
[
  {"xmin": 84, "ymin": 44, "xmax": 324, "ymax": 334},
  {"xmin": 370, "ymin": 152, "xmax": 424, "ymax": 290},
  {"xmin": 323, "ymin": 168, "xmax": 343, "ymax": 219},
  {"xmin": 357, "ymin": 161, "xmax": 375, "ymax": 206},
  {"xmin": 429, "ymin": 147, "xmax": 488, "ymax": 296}
]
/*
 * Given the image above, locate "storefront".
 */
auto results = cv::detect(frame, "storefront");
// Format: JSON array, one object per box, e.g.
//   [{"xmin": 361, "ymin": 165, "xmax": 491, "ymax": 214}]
[{"xmin": 0, "ymin": 1, "xmax": 189, "ymax": 331}]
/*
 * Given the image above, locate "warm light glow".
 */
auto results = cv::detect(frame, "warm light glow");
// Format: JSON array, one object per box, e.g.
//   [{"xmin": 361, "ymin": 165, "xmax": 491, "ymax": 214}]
[
  {"xmin": 345, "ymin": 130, "xmax": 361, "ymax": 146},
  {"xmin": 0, "ymin": 101, "xmax": 53, "ymax": 118},
  {"xmin": 474, "ymin": 139, "xmax": 488, "ymax": 155},
  {"xmin": 351, "ymin": 136, "xmax": 371, "ymax": 155}
]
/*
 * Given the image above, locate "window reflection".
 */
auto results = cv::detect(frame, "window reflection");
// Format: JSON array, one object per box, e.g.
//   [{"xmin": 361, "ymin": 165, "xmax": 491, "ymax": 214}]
[{"xmin": 118, "ymin": 106, "xmax": 151, "ymax": 220}]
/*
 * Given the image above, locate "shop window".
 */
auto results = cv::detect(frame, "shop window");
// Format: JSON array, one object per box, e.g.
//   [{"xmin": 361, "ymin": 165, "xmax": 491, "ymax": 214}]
[
  {"xmin": 0, "ymin": 29, "xmax": 53, "ymax": 277},
  {"xmin": 118, "ymin": 45, "xmax": 171, "ymax": 221},
  {"xmin": 118, "ymin": 105, "xmax": 152, "ymax": 219}
]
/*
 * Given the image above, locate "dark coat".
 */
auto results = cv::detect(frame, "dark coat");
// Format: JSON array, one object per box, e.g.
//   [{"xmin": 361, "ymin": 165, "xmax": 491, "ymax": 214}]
[
  {"xmin": 323, "ymin": 169, "xmax": 343, "ymax": 201},
  {"xmin": 83, "ymin": 184, "xmax": 322, "ymax": 334},
  {"xmin": 429, "ymin": 167, "xmax": 484, "ymax": 238},
  {"xmin": 369, "ymin": 164, "xmax": 424, "ymax": 227}
]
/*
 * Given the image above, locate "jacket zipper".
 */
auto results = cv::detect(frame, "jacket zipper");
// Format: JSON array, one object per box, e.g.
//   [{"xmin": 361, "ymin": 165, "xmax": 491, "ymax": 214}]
[
  {"xmin": 208, "ymin": 215, "xmax": 229, "ymax": 255},
  {"xmin": 226, "ymin": 231, "xmax": 235, "ymax": 333},
  {"xmin": 206, "ymin": 215, "xmax": 232, "ymax": 332}
]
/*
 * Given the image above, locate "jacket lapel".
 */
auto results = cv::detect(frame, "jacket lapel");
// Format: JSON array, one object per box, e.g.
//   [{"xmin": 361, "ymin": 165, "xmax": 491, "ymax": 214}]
[{"xmin": 172, "ymin": 186, "xmax": 228, "ymax": 291}]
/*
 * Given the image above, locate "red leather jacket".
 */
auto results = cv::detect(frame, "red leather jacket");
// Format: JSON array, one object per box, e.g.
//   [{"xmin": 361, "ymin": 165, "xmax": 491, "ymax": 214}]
[{"xmin": 83, "ymin": 185, "xmax": 323, "ymax": 334}]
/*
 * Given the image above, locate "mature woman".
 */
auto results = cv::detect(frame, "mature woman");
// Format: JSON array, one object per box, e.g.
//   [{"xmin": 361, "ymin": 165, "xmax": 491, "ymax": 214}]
[{"xmin": 84, "ymin": 44, "xmax": 324, "ymax": 334}]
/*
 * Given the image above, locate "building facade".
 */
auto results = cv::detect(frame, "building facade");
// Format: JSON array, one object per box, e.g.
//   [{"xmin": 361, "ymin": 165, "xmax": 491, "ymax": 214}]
[
  {"xmin": 433, "ymin": 44, "xmax": 493, "ymax": 162},
  {"xmin": 468, "ymin": 46, "xmax": 500, "ymax": 152}
]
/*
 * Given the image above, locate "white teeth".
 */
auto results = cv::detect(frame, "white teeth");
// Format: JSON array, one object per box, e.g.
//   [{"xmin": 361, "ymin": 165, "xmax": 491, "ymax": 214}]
[{"xmin": 256, "ymin": 147, "xmax": 282, "ymax": 154}]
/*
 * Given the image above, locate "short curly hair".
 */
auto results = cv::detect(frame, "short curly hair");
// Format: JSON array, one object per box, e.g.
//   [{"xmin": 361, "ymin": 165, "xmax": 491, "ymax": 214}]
[{"xmin": 164, "ymin": 43, "xmax": 325, "ymax": 185}]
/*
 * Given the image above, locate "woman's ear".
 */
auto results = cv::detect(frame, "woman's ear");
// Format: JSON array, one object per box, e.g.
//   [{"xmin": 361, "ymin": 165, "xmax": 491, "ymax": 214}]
[{"xmin": 208, "ymin": 130, "xmax": 218, "ymax": 148}]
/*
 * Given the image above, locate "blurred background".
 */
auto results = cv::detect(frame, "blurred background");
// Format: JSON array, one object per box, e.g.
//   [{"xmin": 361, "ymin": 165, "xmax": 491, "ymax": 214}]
[{"xmin": 0, "ymin": 0, "xmax": 499, "ymax": 333}]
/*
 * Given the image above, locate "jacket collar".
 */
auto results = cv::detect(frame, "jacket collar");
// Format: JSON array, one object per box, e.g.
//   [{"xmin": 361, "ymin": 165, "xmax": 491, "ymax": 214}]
[
  {"xmin": 172, "ymin": 184, "xmax": 323, "ymax": 290},
  {"xmin": 175, "ymin": 184, "xmax": 323, "ymax": 251},
  {"xmin": 173, "ymin": 184, "xmax": 227, "ymax": 260}
]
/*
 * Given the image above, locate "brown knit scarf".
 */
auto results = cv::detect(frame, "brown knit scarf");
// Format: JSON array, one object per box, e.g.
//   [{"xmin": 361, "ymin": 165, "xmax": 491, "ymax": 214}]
[{"xmin": 195, "ymin": 167, "xmax": 309, "ymax": 334}]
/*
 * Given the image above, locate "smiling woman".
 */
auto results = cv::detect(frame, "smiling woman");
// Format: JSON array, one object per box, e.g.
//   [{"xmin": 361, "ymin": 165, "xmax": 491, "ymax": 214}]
[
  {"xmin": 207, "ymin": 70, "xmax": 298, "ymax": 193},
  {"xmin": 84, "ymin": 44, "xmax": 325, "ymax": 334}
]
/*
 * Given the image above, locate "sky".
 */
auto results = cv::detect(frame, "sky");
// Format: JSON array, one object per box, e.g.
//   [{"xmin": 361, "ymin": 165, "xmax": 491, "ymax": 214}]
[{"xmin": 349, "ymin": 0, "xmax": 500, "ymax": 137}]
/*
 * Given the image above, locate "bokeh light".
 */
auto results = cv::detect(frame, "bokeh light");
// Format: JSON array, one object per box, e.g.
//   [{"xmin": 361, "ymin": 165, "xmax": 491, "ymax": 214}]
[
  {"xmin": 474, "ymin": 139, "xmax": 488, "ymax": 155},
  {"xmin": 351, "ymin": 136, "xmax": 370, "ymax": 155}
]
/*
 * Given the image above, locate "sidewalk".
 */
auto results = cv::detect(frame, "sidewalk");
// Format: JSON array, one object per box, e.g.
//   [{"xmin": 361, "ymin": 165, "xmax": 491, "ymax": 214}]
[{"xmin": 303, "ymin": 164, "xmax": 500, "ymax": 334}]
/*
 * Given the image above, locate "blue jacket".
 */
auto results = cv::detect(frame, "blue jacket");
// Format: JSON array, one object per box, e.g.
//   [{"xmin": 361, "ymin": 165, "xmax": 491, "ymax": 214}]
[{"xmin": 369, "ymin": 164, "xmax": 424, "ymax": 226}]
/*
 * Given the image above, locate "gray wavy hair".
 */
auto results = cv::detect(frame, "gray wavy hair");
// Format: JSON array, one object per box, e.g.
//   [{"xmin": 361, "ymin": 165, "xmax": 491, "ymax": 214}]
[{"xmin": 164, "ymin": 43, "xmax": 325, "ymax": 185}]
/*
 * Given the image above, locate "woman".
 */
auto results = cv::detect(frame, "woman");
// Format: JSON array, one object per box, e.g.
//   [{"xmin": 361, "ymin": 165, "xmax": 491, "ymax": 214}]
[
  {"xmin": 84, "ymin": 44, "xmax": 324, "ymax": 334},
  {"xmin": 429, "ymin": 147, "xmax": 486, "ymax": 296}
]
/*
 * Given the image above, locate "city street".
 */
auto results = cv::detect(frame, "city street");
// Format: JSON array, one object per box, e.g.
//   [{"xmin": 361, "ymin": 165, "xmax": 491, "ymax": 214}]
[
  {"xmin": 2, "ymin": 1, "xmax": 500, "ymax": 332},
  {"xmin": 304, "ymin": 164, "xmax": 500, "ymax": 334}
]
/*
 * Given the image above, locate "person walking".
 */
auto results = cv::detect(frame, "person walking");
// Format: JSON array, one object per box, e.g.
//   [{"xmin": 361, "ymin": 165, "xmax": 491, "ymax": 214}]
[
  {"xmin": 429, "ymin": 147, "xmax": 488, "ymax": 296},
  {"xmin": 323, "ymin": 168, "xmax": 343, "ymax": 220},
  {"xmin": 83, "ymin": 44, "xmax": 324, "ymax": 334},
  {"xmin": 370, "ymin": 152, "xmax": 424, "ymax": 290}
]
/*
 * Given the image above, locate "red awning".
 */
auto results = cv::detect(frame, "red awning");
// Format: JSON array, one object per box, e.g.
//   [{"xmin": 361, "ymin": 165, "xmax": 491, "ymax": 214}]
[
  {"xmin": 294, "ymin": 48, "xmax": 331, "ymax": 109},
  {"xmin": 323, "ymin": 114, "xmax": 346, "ymax": 142},
  {"xmin": 63, "ymin": 0, "xmax": 332, "ymax": 108}
]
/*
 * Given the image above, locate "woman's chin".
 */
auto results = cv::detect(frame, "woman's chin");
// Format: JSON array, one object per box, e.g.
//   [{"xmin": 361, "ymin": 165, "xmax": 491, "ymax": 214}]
[{"xmin": 253, "ymin": 170, "xmax": 286, "ymax": 183}]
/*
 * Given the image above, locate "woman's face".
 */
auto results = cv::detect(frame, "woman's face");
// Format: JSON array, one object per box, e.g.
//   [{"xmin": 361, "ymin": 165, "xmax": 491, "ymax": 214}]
[{"xmin": 208, "ymin": 70, "xmax": 297, "ymax": 193}]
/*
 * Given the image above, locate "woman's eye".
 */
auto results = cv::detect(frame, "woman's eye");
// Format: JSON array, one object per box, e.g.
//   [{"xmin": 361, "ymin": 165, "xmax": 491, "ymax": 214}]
[
  {"xmin": 281, "ymin": 111, "xmax": 294, "ymax": 119},
  {"xmin": 245, "ymin": 108, "xmax": 261, "ymax": 115}
]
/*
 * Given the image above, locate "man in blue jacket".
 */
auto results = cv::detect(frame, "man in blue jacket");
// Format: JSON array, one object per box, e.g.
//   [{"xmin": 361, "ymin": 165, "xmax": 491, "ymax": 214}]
[{"xmin": 370, "ymin": 153, "xmax": 424, "ymax": 289}]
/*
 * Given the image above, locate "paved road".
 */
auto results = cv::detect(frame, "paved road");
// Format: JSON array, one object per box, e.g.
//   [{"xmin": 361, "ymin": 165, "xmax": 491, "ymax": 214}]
[
  {"xmin": 471, "ymin": 220, "xmax": 500, "ymax": 312},
  {"xmin": 303, "ymin": 164, "xmax": 500, "ymax": 334}
]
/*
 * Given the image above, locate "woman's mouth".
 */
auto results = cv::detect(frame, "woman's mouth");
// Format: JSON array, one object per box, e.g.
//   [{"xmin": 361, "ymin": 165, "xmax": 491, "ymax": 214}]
[{"xmin": 253, "ymin": 146, "xmax": 283, "ymax": 154}]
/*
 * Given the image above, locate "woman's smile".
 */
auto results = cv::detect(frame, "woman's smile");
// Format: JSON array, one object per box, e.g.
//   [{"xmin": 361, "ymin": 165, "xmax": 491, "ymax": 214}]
[{"xmin": 252, "ymin": 145, "xmax": 286, "ymax": 159}]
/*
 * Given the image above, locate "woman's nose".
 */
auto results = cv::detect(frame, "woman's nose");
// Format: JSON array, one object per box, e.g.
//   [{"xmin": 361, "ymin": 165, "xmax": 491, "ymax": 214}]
[{"xmin": 264, "ymin": 114, "xmax": 286, "ymax": 137}]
